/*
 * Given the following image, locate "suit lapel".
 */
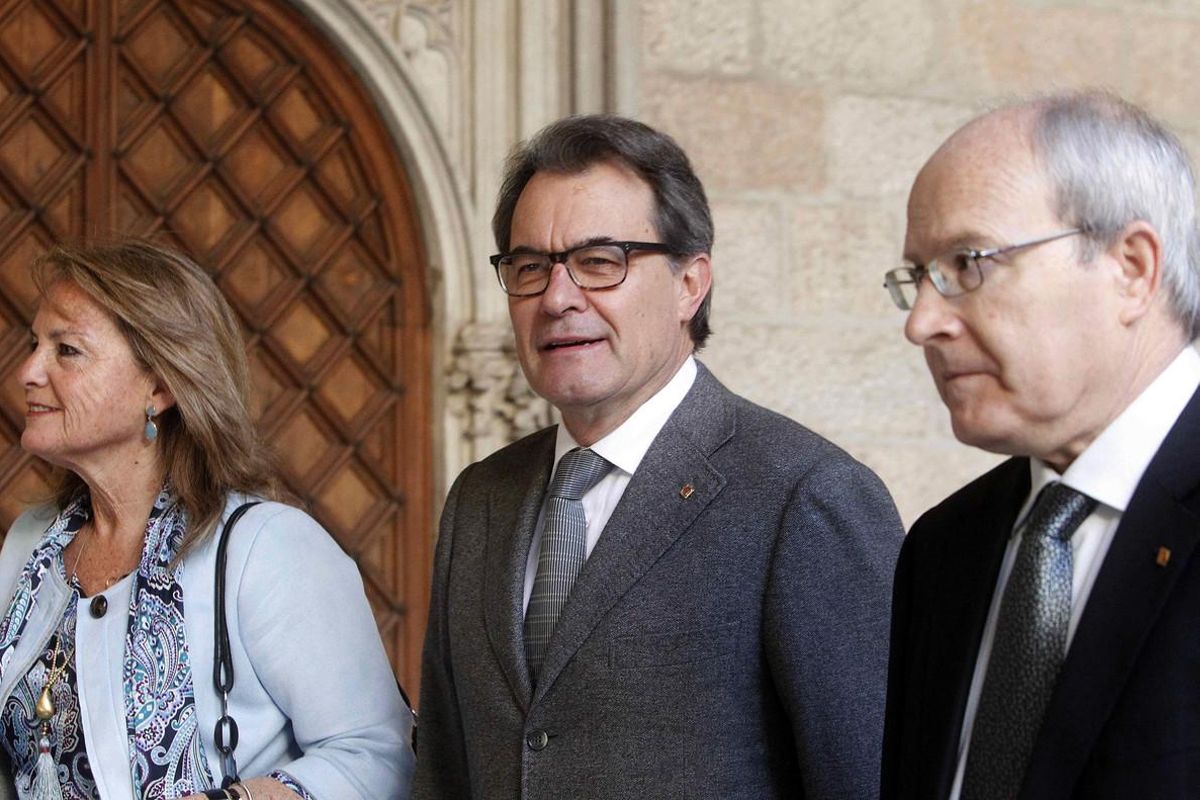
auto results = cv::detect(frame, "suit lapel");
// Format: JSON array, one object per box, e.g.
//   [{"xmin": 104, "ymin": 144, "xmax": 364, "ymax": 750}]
[
  {"xmin": 922, "ymin": 458, "xmax": 1029, "ymax": 798},
  {"xmin": 531, "ymin": 365, "xmax": 732, "ymax": 703},
  {"xmin": 483, "ymin": 429, "xmax": 556, "ymax": 712},
  {"xmin": 1024, "ymin": 388, "xmax": 1200, "ymax": 796}
]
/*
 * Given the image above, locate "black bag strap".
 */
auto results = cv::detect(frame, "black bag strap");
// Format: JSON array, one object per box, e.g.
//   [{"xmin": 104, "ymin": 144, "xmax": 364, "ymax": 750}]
[
  {"xmin": 213, "ymin": 500, "xmax": 261, "ymax": 788},
  {"xmin": 209, "ymin": 499, "xmax": 419, "ymax": 768}
]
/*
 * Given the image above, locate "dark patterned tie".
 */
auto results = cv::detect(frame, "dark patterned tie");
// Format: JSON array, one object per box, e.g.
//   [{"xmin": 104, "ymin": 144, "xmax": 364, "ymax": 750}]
[
  {"xmin": 524, "ymin": 447, "xmax": 612, "ymax": 677},
  {"xmin": 961, "ymin": 481, "xmax": 1097, "ymax": 800}
]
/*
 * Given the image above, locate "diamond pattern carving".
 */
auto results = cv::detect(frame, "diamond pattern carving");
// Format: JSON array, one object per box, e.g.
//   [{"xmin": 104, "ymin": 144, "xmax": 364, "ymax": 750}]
[
  {"xmin": 272, "ymin": 185, "xmax": 342, "ymax": 262},
  {"xmin": 317, "ymin": 459, "xmax": 385, "ymax": 537},
  {"xmin": 221, "ymin": 124, "xmax": 293, "ymax": 207},
  {"xmin": 271, "ymin": 297, "xmax": 334, "ymax": 369},
  {"xmin": 55, "ymin": 0, "xmax": 86, "ymax": 29},
  {"xmin": 43, "ymin": 60, "xmax": 86, "ymax": 141},
  {"xmin": 220, "ymin": 237, "xmax": 297, "ymax": 316},
  {"xmin": 0, "ymin": 185, "xmax": 20, "ymax": 239},
  {"xmin": 0, "ymin": 349, "xmax": 24, "ymax": 431},
  {"xmin": 356, "ymin": 213, "xmax": 390, "ymax": 263},
  {"xmin": 124, "ymin": 5, "xmax": 198, "ymax": 91},
  {"xmin": 355, "ymin": 304, "xmax": 398, "ymax": 373},
  {"xmin": 357, "ymin": 405, "xmax": 398, "ymax": 485},
  {"xmin": 0, "ymin": 316, "xmax": 14, "ymax": 352},
  {"xmin": 316, "ymin": 143, "xmax": 373, "ymax": 216},
  {"xmin": 318, "ymin": 353, "xmax": 382, "ymax": 426},
  {"xmin": 277, "ymin": 408, "xmax": 339, "ymax": 487},
  {"xmin": 0, "ymin": 67, "xmax": 14, "ymax": 113},
  {"xmin": 364, "ymin": 581, "xmax": 403, "ymax": 665},
  {"xmin": 117, "ymin": 72, "xmax": 154, "ymax": 137},
  {"xmin": 171, "ymin": 178, "xmax": 245, "ymax": 256},
  {"xmin": 0, "ymin": 3, "xmax": 65, "ymax": 76},
  {"xmin": 0, "ymin": 229, "xmax": 51, "ymax": 316},
  {"xmin": 356, "ymin": 511, "xmax": 399, "ymax": 588},
  {"xmin": 0, "ymin": 114, "xmax": 70, "ymax": 194},
  {"xmin": 124, "ymin": 123, "xmax": 199, "ymax": 204},
  {"xmin": 316, "ymin": 242, "xmax": 390, "ymax": 321},
  {"xmin": 175, "ymin": 64, "xmax": 249, "ymax": 148},
  {"xmin": 246, "ymin": 348, "xmax": 296, "ymax": 422},
  {"xmin": 221, "ymin": 25, "xmax": 289, "ymax": 98},
  {"xmin": 0, "ymin": 0, "xmax": 431, "ymax": 691},
  {"xmin": 270, "ymin": 79, "xmax": 336, "ymax": 154},
  {"xmin": 177, "ymin": 0, "xmax": 240, "ymax": 44},
  {"xmin": 115, "ymin": 184, "xmax": 156, "ymax": 234},
  {"xmin": 44, "ymin": 173, "xmax": 85, "ymax": 240}
]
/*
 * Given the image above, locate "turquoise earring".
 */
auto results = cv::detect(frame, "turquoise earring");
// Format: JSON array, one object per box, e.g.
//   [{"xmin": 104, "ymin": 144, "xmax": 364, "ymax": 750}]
[{"xmin": 144, "ymin": 405, "xmax": 158, "ymax": 442}]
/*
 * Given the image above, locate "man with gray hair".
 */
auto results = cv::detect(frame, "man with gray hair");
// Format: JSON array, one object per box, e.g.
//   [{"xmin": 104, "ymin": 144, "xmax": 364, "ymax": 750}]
[
  {"xmin": 882, "ymin": 90, "xmax": 1200, "ymax": 800},
  {"xmin": 414, "ymin": 114, "xmax": 903, "ymax": 799}
]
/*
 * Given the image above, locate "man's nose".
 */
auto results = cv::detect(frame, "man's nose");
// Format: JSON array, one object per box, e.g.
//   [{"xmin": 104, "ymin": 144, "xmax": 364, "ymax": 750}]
[
  {"xmin": 538, "ymin": 261, "xmax": 588, "ymax": 315},
  {"xmin": 904, "ymin": 277, "xmax": 961, "ymax": 346}
]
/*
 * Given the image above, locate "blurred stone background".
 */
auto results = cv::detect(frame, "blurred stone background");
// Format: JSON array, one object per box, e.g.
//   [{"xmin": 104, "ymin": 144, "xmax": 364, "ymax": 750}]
[
  {"xmin": 323, "ymin": 0, "xmax": 1200, "ymax": 525},
  {"xmin": 632, "ymin": 0, "xmax": 1200, "ymax": 523}
]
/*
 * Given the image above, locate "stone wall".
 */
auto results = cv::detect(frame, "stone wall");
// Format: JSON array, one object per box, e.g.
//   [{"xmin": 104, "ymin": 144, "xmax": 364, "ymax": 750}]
[
  {"xmin": 636, "ymin": 0, "xmax": 1200, "ymax": 524},
  {"xmin": 330, "ymin": 0, "xmax": 1200, "ymax": 525}
]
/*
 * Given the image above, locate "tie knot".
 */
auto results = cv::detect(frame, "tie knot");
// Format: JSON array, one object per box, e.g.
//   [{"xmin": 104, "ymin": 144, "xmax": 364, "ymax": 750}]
[
  {"xmin": 1024, "ymin": 481, "xmax": 1097, "ymax": 542},
  {"xmin": 548, "ymin": 447, "xmax": 612, "ymax": 500}
]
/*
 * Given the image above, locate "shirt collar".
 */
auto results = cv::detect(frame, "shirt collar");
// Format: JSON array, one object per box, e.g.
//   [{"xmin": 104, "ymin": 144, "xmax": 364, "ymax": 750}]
[
  {"xmin": 553, "ymin": 356, "xmax": 698, "ymax": 476},
  {"xmin": 1030, "ymin": 345, "xmax": 1200, "ymax": 514}
]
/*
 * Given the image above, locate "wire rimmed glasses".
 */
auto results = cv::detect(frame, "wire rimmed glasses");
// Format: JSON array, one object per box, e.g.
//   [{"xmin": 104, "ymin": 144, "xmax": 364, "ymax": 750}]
[{"xmin": 884, "ymin": 228, "xmax": 1084, "ymax": 310}]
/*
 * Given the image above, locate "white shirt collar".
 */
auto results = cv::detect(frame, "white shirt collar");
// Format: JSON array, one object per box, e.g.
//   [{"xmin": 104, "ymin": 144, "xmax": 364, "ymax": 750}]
[
  {"xmin": 553, "ymin": 356, "xmax": 698, "ymax": 476},
  {"xmin": 1030, "ymin": 345, "xmax": 1200, "ymax": 513}
]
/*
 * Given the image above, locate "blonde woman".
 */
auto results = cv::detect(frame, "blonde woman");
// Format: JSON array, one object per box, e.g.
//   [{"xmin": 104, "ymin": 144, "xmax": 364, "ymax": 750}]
[{"xmin": 0, "ymin": 242, "xmax": 412, "ymax": 799}]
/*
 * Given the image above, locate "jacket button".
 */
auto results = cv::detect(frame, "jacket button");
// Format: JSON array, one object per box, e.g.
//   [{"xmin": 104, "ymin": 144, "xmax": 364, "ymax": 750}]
[
  {"xmin": 89, "ymin": 595, "xmax": 108, "ymax": 618},
  {"xmin": 526, "ymin": 730, "xmax": 548, "ymax": 751}
]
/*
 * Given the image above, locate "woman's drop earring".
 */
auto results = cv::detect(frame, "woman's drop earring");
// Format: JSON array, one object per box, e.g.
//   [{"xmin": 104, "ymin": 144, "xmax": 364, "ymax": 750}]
[{"xmin": 144, "ymin": 405, "xmax": 158, "ymax": 442}]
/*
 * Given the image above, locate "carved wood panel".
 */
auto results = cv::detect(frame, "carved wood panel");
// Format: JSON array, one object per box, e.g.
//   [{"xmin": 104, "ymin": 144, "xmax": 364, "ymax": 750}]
[{"xmin": 0, "ymin": 0, "xmax": 433, "ymax": 693}]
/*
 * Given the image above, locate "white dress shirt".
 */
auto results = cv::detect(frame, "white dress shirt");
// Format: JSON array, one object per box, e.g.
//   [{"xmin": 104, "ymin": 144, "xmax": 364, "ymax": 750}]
[
  {"xmin": 950, "ymin": 345, "xmax": 1200, "ymax": 798},
  {"xmin": 522, "ymin": 356, "xmax": 697, "ymax": 612}
]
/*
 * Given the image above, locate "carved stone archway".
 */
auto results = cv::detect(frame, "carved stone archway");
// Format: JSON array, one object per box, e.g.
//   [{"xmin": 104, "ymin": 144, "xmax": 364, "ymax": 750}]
[{"xmin": 287, "ymin": 0, "xmax": 640, "ymax": 486}]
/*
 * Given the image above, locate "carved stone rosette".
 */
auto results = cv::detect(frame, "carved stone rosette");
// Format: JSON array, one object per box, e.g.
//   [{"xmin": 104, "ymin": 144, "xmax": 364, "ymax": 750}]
[{"xmin": 447, "ymin": 322, "xmax": 554, "ymax": 445}]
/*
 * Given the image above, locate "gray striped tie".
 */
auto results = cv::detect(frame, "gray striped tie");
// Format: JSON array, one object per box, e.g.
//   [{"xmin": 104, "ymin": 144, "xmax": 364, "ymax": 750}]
[
  {"xmin": 524, "ymin": 447, "xmax": 612, "ymax": 677},
  {"xmin": 961, "ymin": 481, "xmax": 1097, "ymax": 800}
]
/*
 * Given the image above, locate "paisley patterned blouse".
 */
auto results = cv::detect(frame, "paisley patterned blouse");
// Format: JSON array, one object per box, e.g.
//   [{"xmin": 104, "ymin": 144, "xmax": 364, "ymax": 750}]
[{"xmin": 0, "ymin": 586, "xmax": 99, "ymax": 800}]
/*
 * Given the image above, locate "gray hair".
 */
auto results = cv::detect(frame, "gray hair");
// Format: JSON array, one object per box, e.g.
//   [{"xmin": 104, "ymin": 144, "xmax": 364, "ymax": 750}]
[
  {"xmin": 492, "ymin": 114, "xmax": 715, "ymax": 349},
  {"xmin": 1029, "ymin": 90, "xmax": 1200, "ymax": 338}
]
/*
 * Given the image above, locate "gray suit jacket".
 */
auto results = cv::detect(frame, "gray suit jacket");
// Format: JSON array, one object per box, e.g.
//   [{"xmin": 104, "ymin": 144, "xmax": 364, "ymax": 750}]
[{"xmin": 414, "ymin": 363, "xmax": 903, "ymax": 799}]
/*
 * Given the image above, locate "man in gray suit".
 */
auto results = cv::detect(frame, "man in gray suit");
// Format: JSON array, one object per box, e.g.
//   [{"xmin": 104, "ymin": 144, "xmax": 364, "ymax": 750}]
[{"xmin": 413, "ymin": 115, "xmax": 903, "ymax": 799}]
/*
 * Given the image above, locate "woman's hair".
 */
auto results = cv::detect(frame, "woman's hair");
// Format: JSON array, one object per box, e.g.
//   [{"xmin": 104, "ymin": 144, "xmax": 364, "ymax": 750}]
[{"xmin": 31, "ymin": 239, "xmax": 282, "ymax": 553}]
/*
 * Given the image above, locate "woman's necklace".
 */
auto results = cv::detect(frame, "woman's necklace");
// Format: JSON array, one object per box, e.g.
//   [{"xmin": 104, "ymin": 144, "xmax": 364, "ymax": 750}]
[
  {"xmin": 28, "ymin": 528, "xmax": 89, "ymax": 800},
  {"xmin": 34, "ymin": 529, "xmax": 89, "ymax": 724}
]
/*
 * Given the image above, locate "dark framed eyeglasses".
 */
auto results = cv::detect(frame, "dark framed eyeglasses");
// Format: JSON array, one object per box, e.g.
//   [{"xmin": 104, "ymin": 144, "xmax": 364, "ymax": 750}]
[
  {"xmin": 883, "ymin": 228, "xmax": 1084, "ymax": 310},
  {"xmin": 489, "ymin": 241, "xmax": 676, "ymax": 297}
]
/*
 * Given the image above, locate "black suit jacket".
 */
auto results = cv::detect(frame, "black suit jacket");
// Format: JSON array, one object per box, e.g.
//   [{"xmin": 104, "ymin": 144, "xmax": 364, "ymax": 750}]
[{"xmin": 882, "ymin": 386, "xmax": 1200, "ymax": 800}]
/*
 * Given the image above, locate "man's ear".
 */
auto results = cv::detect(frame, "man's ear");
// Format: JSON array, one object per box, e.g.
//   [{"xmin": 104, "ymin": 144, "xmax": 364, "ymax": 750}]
[
  {"xmin": 1109, "ymin": 221, "xmax": 1163, "ymax": 326},
  {"xmin": 677, "ymin": 253, "xmax": 712, "ymax": 324}
]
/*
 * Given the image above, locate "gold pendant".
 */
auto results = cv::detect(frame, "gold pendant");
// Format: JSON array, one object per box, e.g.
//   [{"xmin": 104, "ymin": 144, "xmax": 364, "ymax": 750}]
[{"xmin": 35, "ymin": 685, "xmax": 55, "ymax": 721}]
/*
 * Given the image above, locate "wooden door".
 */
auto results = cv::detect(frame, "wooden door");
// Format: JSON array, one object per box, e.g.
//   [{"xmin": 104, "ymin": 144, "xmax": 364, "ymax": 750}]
[{"xmin": 0, "ymin": 0, "xmax": 432, "ymax": 693}]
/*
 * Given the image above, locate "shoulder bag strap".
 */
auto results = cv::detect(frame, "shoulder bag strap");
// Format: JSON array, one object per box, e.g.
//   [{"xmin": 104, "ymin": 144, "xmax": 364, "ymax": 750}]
[{"xmin": 213, "ymin": 500, "xmax": 261, "ymax": 788}]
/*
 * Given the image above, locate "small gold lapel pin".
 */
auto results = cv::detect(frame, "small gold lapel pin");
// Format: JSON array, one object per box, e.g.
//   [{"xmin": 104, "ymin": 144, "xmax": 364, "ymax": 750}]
[
  {"xmin": 679, "ymin": 483, "xmax": 695, "ymax": 499},
  {"xmin": 1156, "ymin": 546, "xmax": 1172, "ymax": 567}
]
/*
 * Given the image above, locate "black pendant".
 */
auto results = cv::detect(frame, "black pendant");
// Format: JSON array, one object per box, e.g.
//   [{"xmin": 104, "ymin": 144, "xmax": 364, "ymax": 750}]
[{"xmin": 89, "ymin": 595, "xmax": 107, "ymax": 618}]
